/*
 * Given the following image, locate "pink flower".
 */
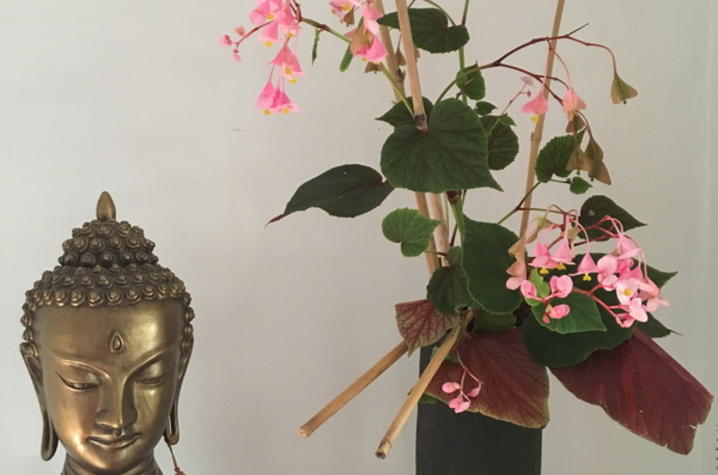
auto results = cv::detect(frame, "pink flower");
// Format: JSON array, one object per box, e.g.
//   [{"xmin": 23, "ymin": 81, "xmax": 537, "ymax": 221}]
[
  {"xmin": 330, "ymin": 0, "xmax": 358, "ymax": 16},
  {"xmin": 449, "ymin": 396, "xmax": 471, "ymax": 413},
  {"xmin": 639, "ymin": 278, "xmax": 670, "ymax": 312},
  {"xmin": 270, "ymin": 43, "xmax": 304, "ymax": 82},
  {"xmin": 615, "ymin": 234, "xmax": 641, "ymax": 260},
  {"xmin": 552, "ymin": 238, "xmax": 575, "ymax": 267},
  {"xmin": 550, "ymin": 275, "xmax": 573, "ymax": 298},
  {"xmin": 356, "ymin": 36, "xmax": 387, "ymax": 63},
  {"xmin": 576, "ymin": 253, "xmax": 598, "ymax": 280},
  {"xmin": 520, "ymin": 93, "xmax": 549, "ymax": 116},
  {"xmin": 596, "ymin": 255, "xmax": 619, "ymax": 290},
  {"xmin": 442, "ymin": 382, "xmax": 460, "ymax": 393},
  {"xmin": 219, "ymin": 34, "xmax": 233, "ymax": 47},
  {"xmin": 616, "ymin": 279, "xmax": 639, "ymax": 305},
  {"xmin": 361, "ymin": 3, "xmax": 383, "ymax": 35},
  {"xmin": 547, "ymin": 304, "xmax": 571, "ymax": 320},
  {"xmin": 520, "ymin": 280, "xmax": 539, "ymax": 301},
  {"xmin": 529, "ymin": 242, "xmax": 555, "ymax": 269},
  {"xmin": 250, "ymin": 0, "xmax": 283, "ymax": 25},
  {"xmin": 232, "ymin": 52, "xmax": 241, "ymax": 62},
  {"xmin": 562, "ymin": 87, "xmax": 586, "ymax": 120},
  {"xmin": 260, "ymin": 19, "xmax": 281, "ymax": 45}
]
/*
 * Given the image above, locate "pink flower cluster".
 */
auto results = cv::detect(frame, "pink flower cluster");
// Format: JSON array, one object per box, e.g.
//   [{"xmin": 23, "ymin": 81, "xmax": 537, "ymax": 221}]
[
  {"xmin": 441, "ymin": 368, "xmax": 482, "ymax": 414},
  {"xmin": 221, "ymin": 0, "xmax": 303, "ymax": 114},
  {"xmin": 331, "ymin": 0, "xmax": 388, "ymax": 63},
  {"xmin": 506, "ymin": 212, "xmax": 669, "ymax": 328}
]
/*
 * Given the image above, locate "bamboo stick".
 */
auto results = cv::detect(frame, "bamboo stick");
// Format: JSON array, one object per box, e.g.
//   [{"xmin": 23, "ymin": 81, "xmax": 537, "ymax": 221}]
[
  {"xmin": 375, "ymin": 321, "xmax": 463, "ymax": 459},
  {"xmin": 518, "ymin": 0, "xmax": 566, "ymax": 237},
  {"xmin": 298, "ymin": 342, "xmax": 408, "ymax": 437}
]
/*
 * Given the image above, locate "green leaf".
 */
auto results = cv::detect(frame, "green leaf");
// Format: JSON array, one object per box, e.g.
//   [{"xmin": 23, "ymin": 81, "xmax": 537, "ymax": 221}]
[
  {"xmin": 378, "ymin": 8, "xmax": 469, "ymax": 53},
  {"xmin": 579, "ymin": 195, "xmax": 645, "ymax": 240},
  {"xmin": 569, "ymin": 176, "xmax": 592, "ymax": 194},
  {"xmin": 382, "ymin": 208, "xmax": 440, "ymax": 257},
  {"xmin": 463, "ymin": 219, "xmax": 522, "ymax": 314},
  {"xmin": 270, "ymin": 164, "xmax": 393, "ymax": 223},
  {"xmin": 381, "ymin": 99, "xmax": 499, "ymax": 193},
  {"xmin": 475, "ymin": 101, "xmax": 496, "ymax": 116},
  {"xmin": 535, "ymin": 135, "xmax": 579, "ymax": 182},
  {"xmin": 456, "ymin": 66, "xmax": 485, "ymax": 100},
  {"xmin": 526, "ymin": 269, "xmax": 550, "ymax": 306},
  {"xmin": 611, "ymin": 73, "xmax": 638, "ymax": 104},
  {"xmin": 473, "ymin": 309, "xmax": 516, "ymax": 332},
  {"xmin": 481, "ymin": 115, "xmax": 519, "ymax": 171},
  {"xmin": 531, "ymin": 292, "xmax": 606, "ymax": 334},
  {"xmin": 339, "ymin": 44, "xmax": 353, "ymax": 72},
  {"xmin": 311, "ymin": 28, "xmax": 320, "ymax": 65},
  {"xmin": 637, "ymin": 313, "xmax": 675, "ymax": 338},
  {"xmin": 646, "ymin": 265, "xmax": 677, "ymax": 288},
  {"xmin": 447, "ymin": 246, "xmax": 463, "ymax": 266},
  {"xmin": 427, "ymin": 264, "xmax": 475, "ymax": 316},
  {"xmin": 523, "ymin": 305, "xmax": 633, "ymax": 367},
  {"xmin": 377, "ymin": 97, "xmax": 434, "ymax": 128}
]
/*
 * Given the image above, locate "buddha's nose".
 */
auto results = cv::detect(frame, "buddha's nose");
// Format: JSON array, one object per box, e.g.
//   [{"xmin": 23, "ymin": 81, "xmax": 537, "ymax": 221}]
[{"xmin": 95, "ymin": 382, "xmax": 137, "ymax": 435}]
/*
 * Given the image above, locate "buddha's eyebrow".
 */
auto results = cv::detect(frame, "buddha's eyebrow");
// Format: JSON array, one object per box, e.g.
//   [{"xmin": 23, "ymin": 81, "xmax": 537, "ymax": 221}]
[
  {"xmin": 52, "ymin": 357, "xmax": 109, "ymax": 379},
  {"xmin": 128, "ymin": 344, "xmax": 179, "ymax": 375}
]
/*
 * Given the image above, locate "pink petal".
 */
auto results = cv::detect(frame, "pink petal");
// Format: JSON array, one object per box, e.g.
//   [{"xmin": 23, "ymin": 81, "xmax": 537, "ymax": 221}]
[
  {"xmin": 520, "ymin": 94, "xmax": 549, "ymax": 115},
  {"xmin": 548, "ymin": 304, "xmax": 571, "ymax": 319},
  {"xmin": 520, "ymin": 280, "xmax": 538, "ymax": 300},
  {"xmin": 455, "ymin": 400, "xmax": 471, "ymax": 413},
  {"xmin": 550, "ymin": 275, "xmax": 573, "ymax": 298},
  {"xmin": 442, "ymin": 382, "xmax": 460, "ymax": 394}
]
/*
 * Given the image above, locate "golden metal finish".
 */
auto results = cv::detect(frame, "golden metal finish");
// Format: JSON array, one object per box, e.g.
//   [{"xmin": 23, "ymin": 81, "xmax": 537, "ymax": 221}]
[{"xmin": 20, "ymin": 192, "xmax": 194, "ymax": 475}]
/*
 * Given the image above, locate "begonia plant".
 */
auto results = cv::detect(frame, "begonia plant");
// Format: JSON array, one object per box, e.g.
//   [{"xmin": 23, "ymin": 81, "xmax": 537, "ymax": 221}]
[{"xmin": 222, "ymin": 0, "xmax": 712, "ymax": 460}]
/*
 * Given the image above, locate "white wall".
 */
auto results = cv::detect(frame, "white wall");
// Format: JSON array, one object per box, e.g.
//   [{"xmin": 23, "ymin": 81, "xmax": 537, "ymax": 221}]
[{"xmin": 0, "ymin": 1, "xmax": 714, "ymax": 474}]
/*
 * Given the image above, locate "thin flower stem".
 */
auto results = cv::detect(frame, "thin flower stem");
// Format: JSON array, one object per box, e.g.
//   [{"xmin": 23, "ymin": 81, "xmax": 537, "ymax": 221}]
[
  {"xmin": 461, "ymin": 0, "xmax": 471, "ymax": 25},
  {"xmin": 422, "ymin": 0, "xmax": 456, "ymax": 25},
  {"xmin": 497, "ymin": 181, "xmax": 542, "ymax": 225},
  {"xmin": 301, "ymin": 17, "xmax": 349, "ymax": 43},
  {"xmin": 379, "ymin": 64, "xmax": 412, "ymax": 112},
  {"xmin": 435, "ymin": 77, "xmax": 458, "ymax": 103}
]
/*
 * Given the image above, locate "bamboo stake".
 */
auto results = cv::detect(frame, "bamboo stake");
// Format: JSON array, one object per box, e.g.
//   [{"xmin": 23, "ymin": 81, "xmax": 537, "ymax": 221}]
[
  {"xmin": 375, "ymin": 320, "xmax": 464, "ymax": 458},
  {"xmin": 375, "ymin": 0, "xmax": 439, "ymax": 273},
  {"xmin": 298, "ymin": 342, "xmax": 408, "ymax": 437},
  {"xmin": 518, "ymin": 0, "xmax": 566, "ymax": 237}
]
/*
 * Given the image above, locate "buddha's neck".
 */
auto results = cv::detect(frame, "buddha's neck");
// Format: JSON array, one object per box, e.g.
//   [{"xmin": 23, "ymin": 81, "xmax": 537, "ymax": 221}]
[{"xmin": 61, "ymin": 455, "xmax": 162, "ymax": 475}]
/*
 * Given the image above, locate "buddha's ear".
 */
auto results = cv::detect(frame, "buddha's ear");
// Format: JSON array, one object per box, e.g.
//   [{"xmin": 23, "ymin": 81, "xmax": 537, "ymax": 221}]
[
  {"xmin": 20, "ymin": 342, "xmax": 45, "ymax": 406},
  {"xmin": 165, "ymin": 336, "xmax": 193, "ymax": 445}
]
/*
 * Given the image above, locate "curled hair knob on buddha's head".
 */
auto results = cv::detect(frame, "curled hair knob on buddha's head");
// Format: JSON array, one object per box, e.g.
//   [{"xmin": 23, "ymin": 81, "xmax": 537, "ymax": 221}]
[{"xmin": 20, "ymin": 192, "xmax": 195, "ymax": 474}]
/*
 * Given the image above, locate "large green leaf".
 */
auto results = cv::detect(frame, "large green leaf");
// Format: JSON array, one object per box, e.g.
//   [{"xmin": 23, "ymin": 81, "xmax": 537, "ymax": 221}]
[
  {"xmin": 535, "ymin": 135, "xmax": 579, "ymax": 182},
  {"xmin": 523, "ymin": 305, "xmax": 633, "ymax": 367},
  {"xmin": 481, "ymin": 115, "xmax": 519, "ymax": 170},
  {"xmin": 637, "ymin": 313, "xmax": 675, "ymax": 338},
  {"xmin": 463, "ymin": 218, "xmax": 521, "ymax": 314},
  {"xmin": 381, "ymin": 99, "xmax": 499, "ymax": 193},
  {"xmin": 395, "ymin": 299, "xmax": 458, "ymax": 355},
  {"xmin": 646, "ymin": 265, "xmax": 677, "ymax": 288},
  {"xmin": 579, "ymin": 195, "xmax": 645, "ymax": 240},
  {"xmin": 382, "ymin": 208, "xmax": 440, "ymax": 257},
  {"xmin": 456, "ymin": 66, "xmax": 485, "ymax": 100},
  {"xmin": 426, "ymin": 264, "xmax": 474, "ymax": 316},
  {"xmin": 376, "ymin": 97, "xmax": 434, "ymax": 128},
  {"xmin": 531, "ymin": 292, "xmax": 606, "ymax": 334},
  {"xmin": 379, "ymin": 8, "xmax": 469, "ymax": 53},
  {"xmin": 269, "ymin": 164, "xmax": 393, "ymax": 223}
]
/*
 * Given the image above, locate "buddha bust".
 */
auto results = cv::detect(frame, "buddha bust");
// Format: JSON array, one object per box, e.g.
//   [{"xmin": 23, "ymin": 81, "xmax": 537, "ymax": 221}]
[{"xmin": 20, "ymin": 192, "xmax": 194, "ymax": 475}]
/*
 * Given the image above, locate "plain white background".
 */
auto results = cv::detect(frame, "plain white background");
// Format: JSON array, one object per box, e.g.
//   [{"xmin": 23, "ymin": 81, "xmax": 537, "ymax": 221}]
[{"xmin": 0, "ymin": 1, "xmax": 715, "ymax": 474}]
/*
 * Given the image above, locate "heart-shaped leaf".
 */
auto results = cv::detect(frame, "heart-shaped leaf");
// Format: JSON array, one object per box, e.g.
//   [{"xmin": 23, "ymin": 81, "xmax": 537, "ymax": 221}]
[
  {"xmin": 553, "ymin": 331, "xmax": 712, "ymax": 454},
  {"xmin": 379, "ymin": 8, "xmax": 469, "ymax": 53},
  {"xmin": 463, "ymin": 219, "xmax": 522, "ymax": 314},
  {"xmin": 395, "ymin": 299, "xmax": 459, "ymax": 355},
  {"xmin": 481, "ymin": 115, "xmax": 519, "ymax": 170},
  {"xmin": 611, "ymin": 73, "xmax": 638, "ymax": 104},
  {"xmin": 382, "ymin": 208, "xmax": 440, "ymax": 257},
  {"xmin": 535, "ymin": 135, "xmax": 579, "ymax": 182},
  {"xmin": 637, "ymin": 314, "xmax": 675, "ymax": 338},
  {"xmin": 426, "ymin": 329, "xmax": 550, "ymax": 428},
  {"xmin": 381, "ymin": 99, "xmax": 499, "ymax": 193},
  {"xmin": 270, "ymin": 164, "xmax": 393, "ymax": 223},
  {"xmin": 569, "ymin": 176, "xmax": 592, "ymax": 194},
  {"xmin": 456, "ymin": 65, "xmax": 485, "ymax": 100},
  {"xmin": 426, "ymin": 263, "xmax": 474, "ymax": 316}
]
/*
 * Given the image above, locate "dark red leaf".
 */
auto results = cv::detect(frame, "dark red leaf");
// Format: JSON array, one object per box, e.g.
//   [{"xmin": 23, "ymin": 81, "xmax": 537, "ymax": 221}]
[
  {"xmin": 426, "ymin": 328, "xmax": 550, "ymax": 428},
  {"xmin": 395, "ymin": 299, "xmax": 458, "ymax": 355},
  {"xmin": 552, "ymin": 331, "xmax": 713, "ymax": 454}
]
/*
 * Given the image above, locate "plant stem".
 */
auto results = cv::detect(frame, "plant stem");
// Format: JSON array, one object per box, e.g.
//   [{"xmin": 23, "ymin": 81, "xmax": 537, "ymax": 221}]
[
  {"xmin": 301, "ymin": 17, "xmax": 349, "ymax": 43},
  {"xmin": 497, "ymin": 181, "xmax": 542, "ymax": 225},
  {"xmin": 518, "ymin": 0, "xmax": 566, "ymax": 237},
  {"xmin": 422, "ymin": 0, "xmax": 456, "ymax": 25},
  {"xmin": 435, "ymin": 77, "xmax": 458, "ymax": 103},
  {"xmin": 461, "ymin": 0, "xmax": 470, "ymax": 25},
  {"xmin": 298, "ymin": 342, "xmax": 408, "ymax": 437},
  {"xmin": 378, "ymin": 64, "xmax": 412, "ymax": 112}
]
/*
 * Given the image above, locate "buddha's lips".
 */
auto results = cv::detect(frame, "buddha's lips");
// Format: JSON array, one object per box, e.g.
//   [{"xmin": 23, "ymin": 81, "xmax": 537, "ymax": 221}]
[{"xmin": 87, "ymin": 433, "xmax": 141, "ymax": 451}]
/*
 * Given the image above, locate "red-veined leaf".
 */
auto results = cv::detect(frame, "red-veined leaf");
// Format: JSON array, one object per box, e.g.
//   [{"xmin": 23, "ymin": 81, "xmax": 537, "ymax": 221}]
[
  {"xmin": 426, "ymin": 328, "xmax": 550, "ymax": 428},
  {"xmin": 552, "ymin": 331, "xmax": 713, "ymax": 454},
  {"xmin": 395, "ymin": 299, "xmax": 458, "ymax": 355}
]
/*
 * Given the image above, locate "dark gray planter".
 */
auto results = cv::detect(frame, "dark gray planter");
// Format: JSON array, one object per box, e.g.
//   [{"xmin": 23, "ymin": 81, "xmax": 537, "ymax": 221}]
[{"xmin": 416, "ymin": 347, "xmax": 542, "ymax": 475}]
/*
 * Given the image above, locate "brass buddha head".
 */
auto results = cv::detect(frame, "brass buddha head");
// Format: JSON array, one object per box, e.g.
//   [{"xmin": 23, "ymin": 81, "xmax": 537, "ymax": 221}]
[{"xmin": 20, "ymin": 192, "xmax": 194, "ymax": 475}]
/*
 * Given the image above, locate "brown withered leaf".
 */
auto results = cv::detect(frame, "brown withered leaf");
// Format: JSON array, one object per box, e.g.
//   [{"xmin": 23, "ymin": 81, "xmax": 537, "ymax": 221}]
[
  {"xmin": 365, "ymin": 62, "xmax": 381, "ymax": 73},
  {"xmin": 565, "ymin": 115, "xmax": 586, "ymax": 133},
  {"xmin": 553, "ymin": 331, "xmax": 712, "ymax": 454},
  {"xmin": 342, "ymin": 9, "xmax": 355, "ymax": 26},
  {"xmin": 426, "ymin": 328, "xmax": 550, "ymax": 428},
  {"xmin": 395, "ymin": 299, "xmax": 458, "ymax": 355},
  {"xmin": 348, "ymin": 28, "xmax": 371, "ymax": 55},
  {"xmin": 396, "ymin": 48, "xmax": 406, "ymax": 66},
  {"xmin": 566, "ymin": 136, "xmax": 611, "ymax": 185},
  {"xmin": 611, "ymin": 73, "xmax": 638, "ymax": 104}
]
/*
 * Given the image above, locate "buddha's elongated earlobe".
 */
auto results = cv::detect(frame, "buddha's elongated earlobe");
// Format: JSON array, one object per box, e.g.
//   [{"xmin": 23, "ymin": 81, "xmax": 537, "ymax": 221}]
[
  {"xmin": 41, "ymin": 409, "xmax": 58, "ymax": 461},
  {"xmin": 164, "ymin": 399, "xmax": 180, "ymax": 445}
]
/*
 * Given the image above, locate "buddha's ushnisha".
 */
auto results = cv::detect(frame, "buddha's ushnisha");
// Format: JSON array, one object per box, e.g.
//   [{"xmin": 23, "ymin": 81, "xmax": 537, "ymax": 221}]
[{"xmin": 20, "ymin": 192, "xmax": 193, "ymax": 475}]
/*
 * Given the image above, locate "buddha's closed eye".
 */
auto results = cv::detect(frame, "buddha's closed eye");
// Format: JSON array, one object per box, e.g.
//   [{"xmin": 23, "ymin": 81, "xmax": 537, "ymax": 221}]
[{"xmin": 57, "ymin": 372, "xmax": 100, "ymax": 391}]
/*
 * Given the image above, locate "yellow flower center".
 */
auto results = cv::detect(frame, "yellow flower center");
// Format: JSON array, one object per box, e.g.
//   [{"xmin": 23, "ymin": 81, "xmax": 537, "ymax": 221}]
[
  {"xmin": 263, "ymin": 109, "xmax": 272, "ymax": 115},
  {"xmin": 556, "ymin": 263, "xmax": 566, "ymax": 271},
  {"xmin": 266, "ymin": 13, "xmax": 275, "ymax": 20},
  {"xmin": 530, "ymin": 115, "xmax": 541, "ymax": 123},
  {"xmin": 539, "ymin": 268, "xmax": 549, "ymax": 275},
  {"xmin": 264, "ymin": 41, "xmax": 274, "ymax": 47},
  {"xmin": 623, "ymin": 288, "xmax": 633, "ymax": 297},
  {"xmin": 582, "ymin": 274, "xmax": 592, "ymax": 282}
]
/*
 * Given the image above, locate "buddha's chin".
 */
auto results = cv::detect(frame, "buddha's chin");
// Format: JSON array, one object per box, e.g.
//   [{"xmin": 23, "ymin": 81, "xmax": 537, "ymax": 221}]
[{"xmin": 67, "ymin": 438, "xmax": 154, "ymax": 473}]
